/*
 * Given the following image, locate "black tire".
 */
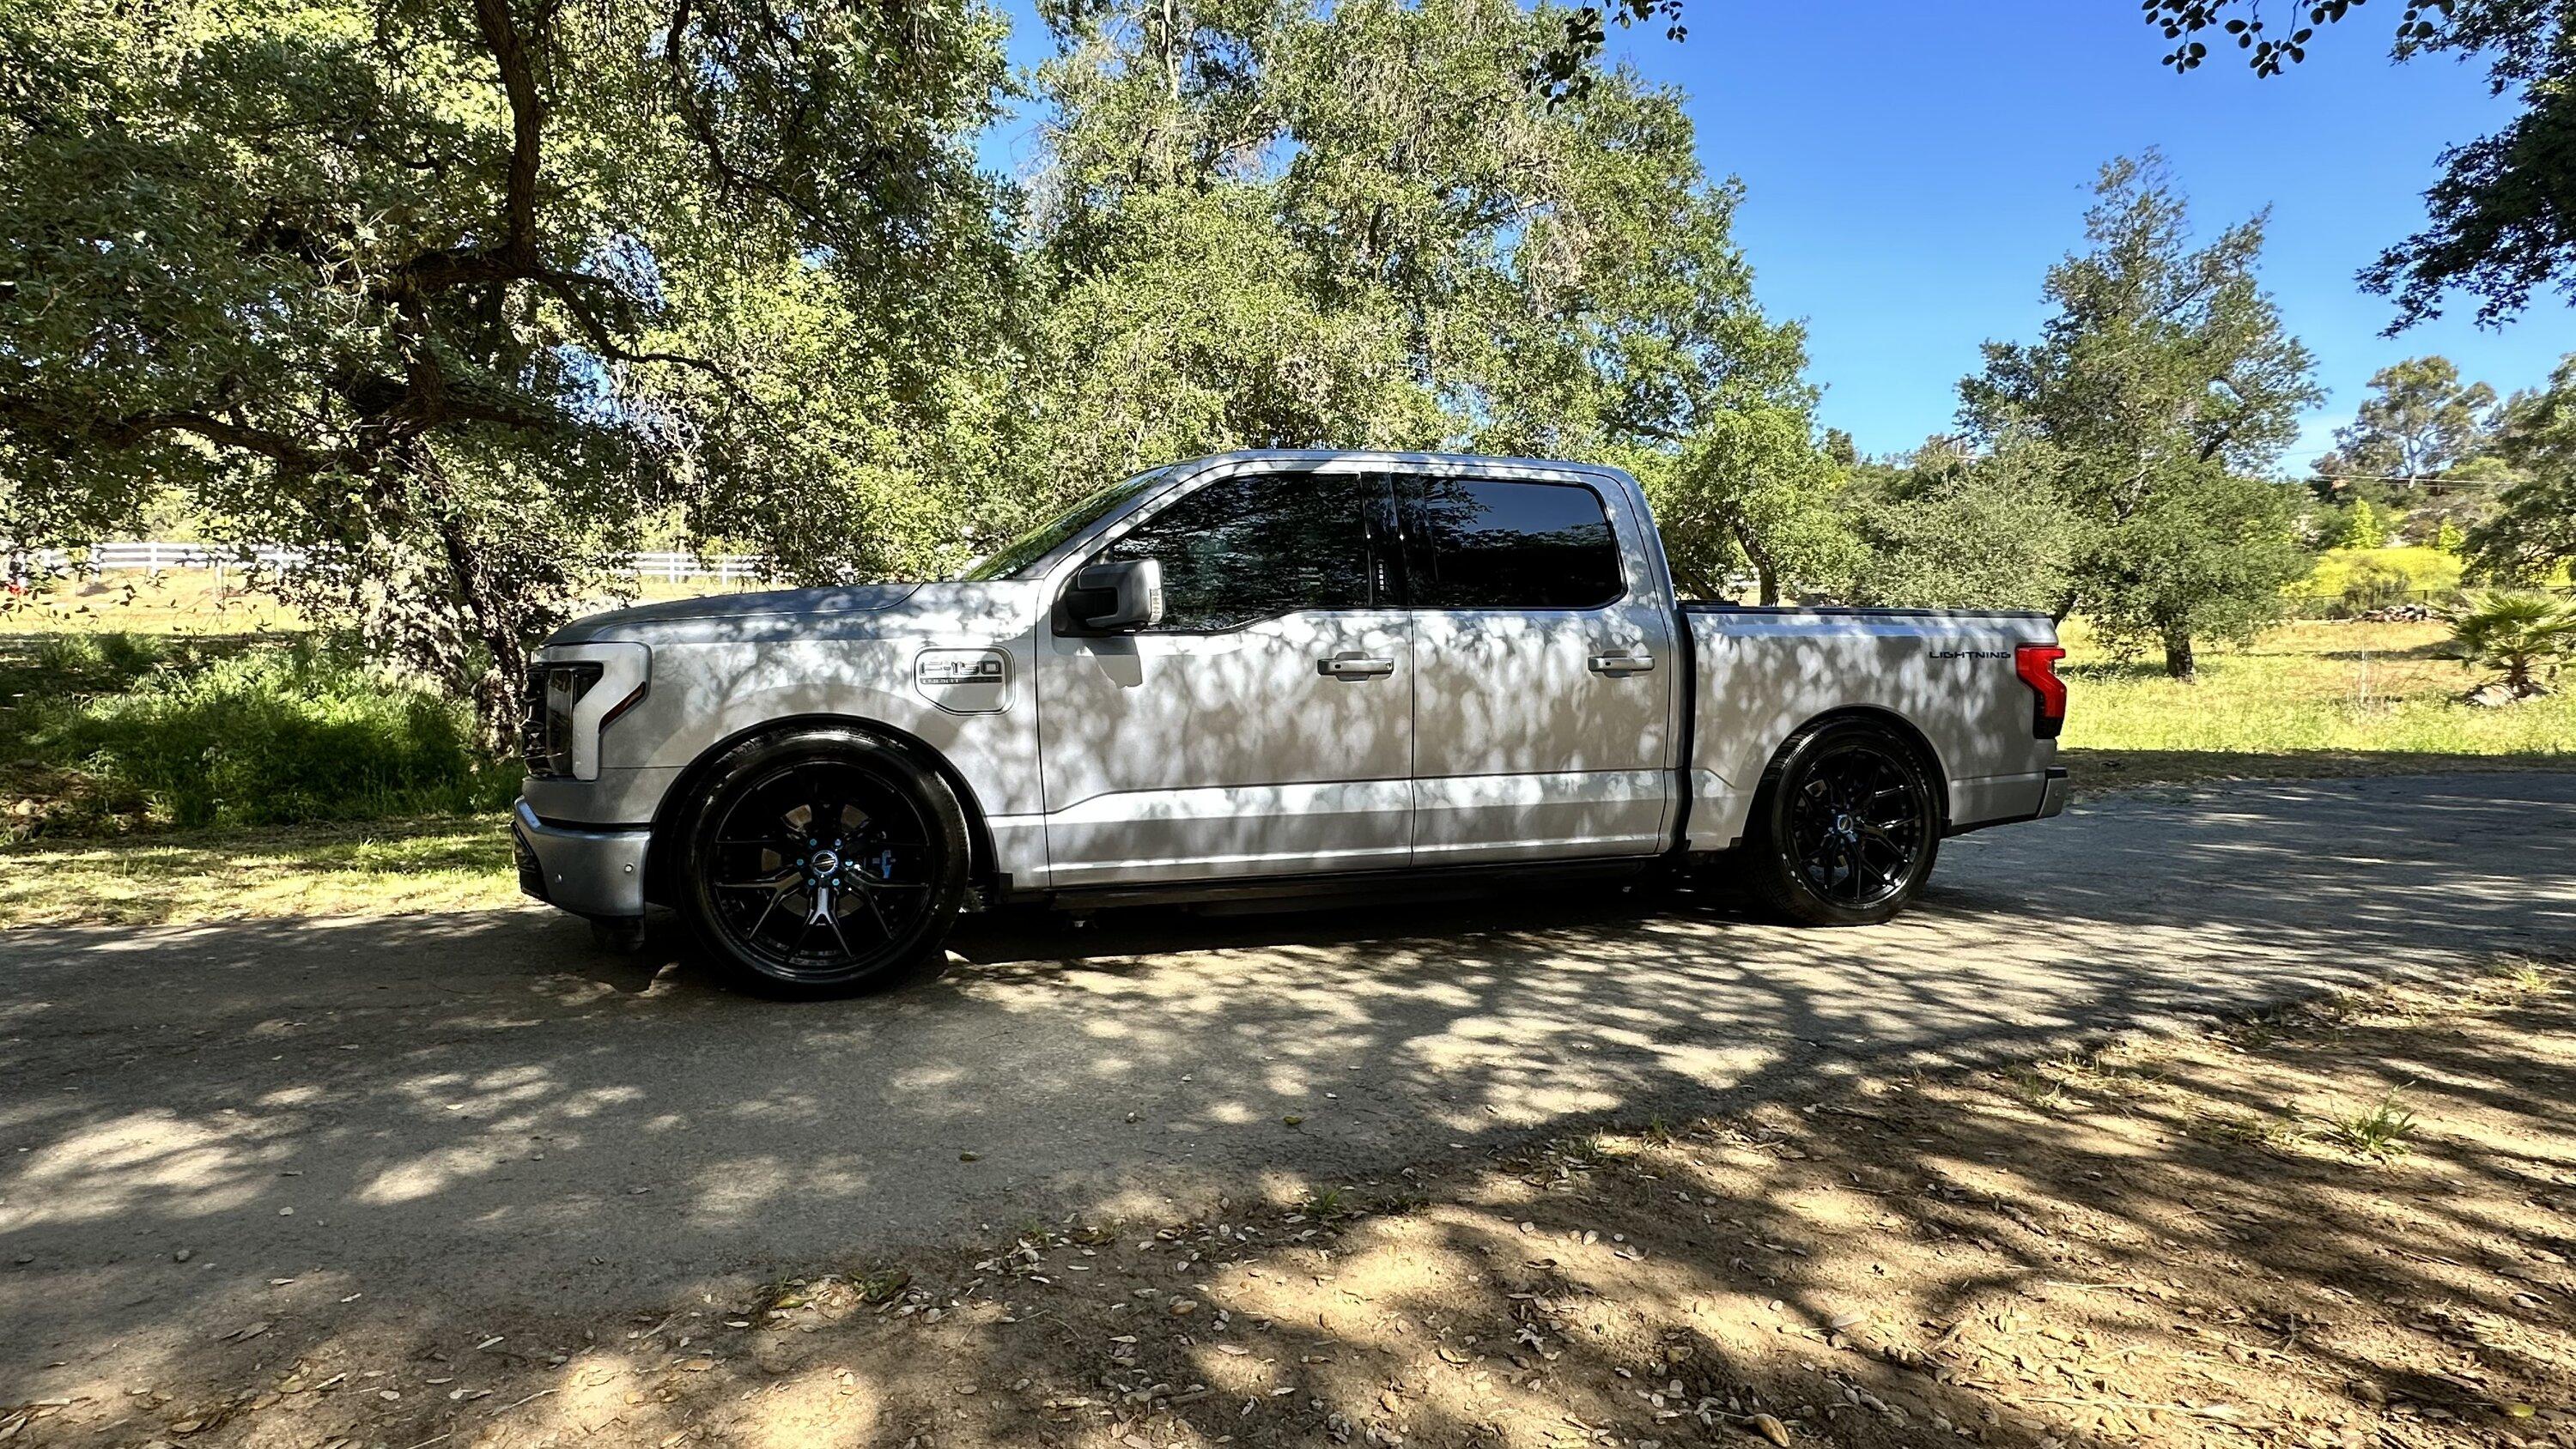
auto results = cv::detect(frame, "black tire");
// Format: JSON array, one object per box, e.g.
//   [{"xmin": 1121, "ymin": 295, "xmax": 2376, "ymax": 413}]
[
  {"xmin": 676, "ymin": 726, "xmax": 971, "ymax": 998},
  {"xmin": 1746, "ymin": 718, "xmax": 1942, "ymax": 927}
]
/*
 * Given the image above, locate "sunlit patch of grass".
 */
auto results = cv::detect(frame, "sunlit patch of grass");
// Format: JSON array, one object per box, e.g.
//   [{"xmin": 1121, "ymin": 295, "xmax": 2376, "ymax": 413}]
[
  {"xmin": 2183, "ymin": 1106, "xmax": 2300, "ymax": 1151},
  {"xmin": 2316, "ymin": 1090, "xmax": 2420, "ymax": 1160},
  {"xmin": 2057, "ymin": 619, "xmax": 2576, "ymax": 794},
  {"xmin": 2488, "ymin": 958, "xmax": 2554, "ymax": 994},
  {"xmin": 0, "ymin": 567, "xmax": 753, "ymax": 639},
  {"xmin": 0, "ymin": 814, "xmax": 519, "ymax": 927},
  {"xmin": 2000, "ymin": 1064, "xmax": 2075, "ymax": 1113}
]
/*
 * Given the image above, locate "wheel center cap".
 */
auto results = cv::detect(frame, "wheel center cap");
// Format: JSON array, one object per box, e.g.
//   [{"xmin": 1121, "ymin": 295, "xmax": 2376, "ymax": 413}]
[
  {"xmin": 1834, "ymin": 813, "xmax": 1852, "ymax": 834},
  {"xmin": 810, "ymin": 850, "xmax": 840, "ymax": 875}
]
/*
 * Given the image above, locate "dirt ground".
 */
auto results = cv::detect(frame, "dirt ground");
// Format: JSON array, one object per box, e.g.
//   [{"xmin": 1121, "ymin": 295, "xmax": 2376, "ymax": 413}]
[{"xmin": 9, "ymin": 956, "xmax": 2572, "ymax": 1449}]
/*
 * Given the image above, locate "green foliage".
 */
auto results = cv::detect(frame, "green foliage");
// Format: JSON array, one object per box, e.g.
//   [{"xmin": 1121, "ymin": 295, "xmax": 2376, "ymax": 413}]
[
  {"xmin": 2341, "ymin": 497, "xmax": 2389, "ymax": 550},
  {"xmin": 2451, "ymin": 589, "xmax": 2576, "ymax": 697},
  {"xmin": 1960, "ymin": 153, "xmax": 2319, "ymax": 676},
  {"xmin": 2314, "ymin": 356, "xmax": 2499, "ymax": 487},
  {"xmin": 7, "ymin": 636, "xmax": 513, "ymax": 828},
  {"xmin": 1842, "ymin": 440, "xmax": 2080, "ymax": 611},
  {"xmin": 1018, "ymin": 0, "xmax": 1827, "ymax": 587},
  {"xmin": 2407, "ymin": 451, "xmax": 2516, "ymax": 546},
  {"xmin": 2146, "ymin": 1, "xmax": 2576, "ymax": 330},
  {"xmin": 2318, "ymin": 1089, "xmax": 2419, "ymax": 1160},
  {"xmin": 1643, "ymin": 405, "xmax": 1857, "ymax": 603},
  {"xmin": 2295, "ymin": 545, "xmax": 2464, "ymax": 610},
  {"xmin": 0, "ymin": 0, "xmax": 1013, "ymax": 744},
  {"xmin": 2467, "ymin": 354, "xmax": 2576, "ymax": 585},
  {"xmin": 2437, "ymin": 518, "xmax": 2469, "ymax": 555},
  {"xmin": 2339, "ymin": 560, "xmax": 2416, "ymax": 615},
  {"xmin": 2083, "ymin": 470, "xmax": 2308, "ymax": 676}
]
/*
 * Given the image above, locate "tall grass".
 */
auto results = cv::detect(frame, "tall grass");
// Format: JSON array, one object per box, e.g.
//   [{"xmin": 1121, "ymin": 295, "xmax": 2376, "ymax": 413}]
[{"xmin": 3, "ymin": 634, "xmax": 519, "ymax": 829}]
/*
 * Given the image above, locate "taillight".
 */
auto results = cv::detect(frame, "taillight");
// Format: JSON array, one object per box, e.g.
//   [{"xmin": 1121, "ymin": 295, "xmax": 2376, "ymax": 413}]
[{"xmin": 2015, "ymin": 643, "xmax": 2068, "ymax": 740}]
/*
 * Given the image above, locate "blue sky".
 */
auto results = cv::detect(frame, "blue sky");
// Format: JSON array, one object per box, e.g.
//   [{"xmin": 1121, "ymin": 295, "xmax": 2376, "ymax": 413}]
[{"xmin": 980, "ymin": 0, "xmax": 2576, "ymax": 468}]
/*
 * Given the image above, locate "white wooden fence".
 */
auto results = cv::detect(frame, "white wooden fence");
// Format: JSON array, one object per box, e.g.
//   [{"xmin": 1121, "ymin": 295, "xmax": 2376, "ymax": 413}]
[{"xmin": 19, "ymin": 542, "xmax": 769, "ymax": 584}]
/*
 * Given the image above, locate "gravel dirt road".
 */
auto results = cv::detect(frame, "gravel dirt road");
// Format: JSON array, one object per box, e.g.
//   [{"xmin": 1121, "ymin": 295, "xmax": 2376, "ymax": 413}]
[{"xmin": 3, "ymin": 772, "xmax": 2571, "ymax": 1403}]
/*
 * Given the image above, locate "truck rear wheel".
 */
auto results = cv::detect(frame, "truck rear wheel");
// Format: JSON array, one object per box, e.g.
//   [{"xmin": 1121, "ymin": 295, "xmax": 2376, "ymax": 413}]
[
  {"xmin": 1746, "ymin": 718, "xmax": 1941, "ymax": 927},
  {"xmin": 676, "ymin": 727, "xmax": 971, "ymax": 997}
]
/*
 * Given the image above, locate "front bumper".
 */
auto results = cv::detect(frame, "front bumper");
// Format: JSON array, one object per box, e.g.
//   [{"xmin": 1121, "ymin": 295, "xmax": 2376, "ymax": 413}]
[
  {"xmin": 2035, "ymin": 765, "xmax": 2069, "ymax": 820},
  {"xmin": 512, "ymin": 799, "xmax": 651, "ymax": 919}
]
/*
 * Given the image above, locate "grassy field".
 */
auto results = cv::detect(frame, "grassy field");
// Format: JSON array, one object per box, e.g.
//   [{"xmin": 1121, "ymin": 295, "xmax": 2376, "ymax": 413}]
[
  {"xmin": 0, "ymin": 814, "xmax": 518, "ymax": 927},
  {"xmin": 2059, "ymin": 617, "xmax": 2576, "ymax": 791},
  {"xmin": 0, "ymin": 566, "xmax": 733, "ymax": 638},
  {"xmin": 1, "ymin": 569, "xmax": 306, "ymax": 636}
]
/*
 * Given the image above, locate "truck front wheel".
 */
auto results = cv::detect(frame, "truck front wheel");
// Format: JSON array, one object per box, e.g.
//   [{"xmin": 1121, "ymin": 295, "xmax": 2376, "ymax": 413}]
[
  {"xmin": 1746, "ymin": 718, "xmax": 1941, "ymax": 927},
  {"xmin": 676, "ymin": 727, "xmax": 971, "ymax": 997}
]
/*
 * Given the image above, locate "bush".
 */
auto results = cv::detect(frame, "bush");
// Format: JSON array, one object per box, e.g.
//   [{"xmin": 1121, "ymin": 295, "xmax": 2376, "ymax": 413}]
[
  {"xmin": 2451, "ymin": 590, "xmax": 2576, "ymax": 700},
  {"xmin": 13, "ymin": 636, "xmax": 519, "ymax": 828},
  {"xmin": 2294, "ymin": 545, "xmax": 2464, "ymax": 614},
  {"xmin": 2340, "ymin": 498, "xmax": 2389, "ymax": 550},
  {"xmin": 2340, "ymin": 560, "xmax": 2416, "ymax": 615},
  {"xmin": 25, "ymin": 632, "xmax": 180, "ymax": 694}
]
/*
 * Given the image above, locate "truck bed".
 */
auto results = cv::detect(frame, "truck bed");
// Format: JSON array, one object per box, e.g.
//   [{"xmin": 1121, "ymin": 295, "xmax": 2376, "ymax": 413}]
[{"xmin": 1677, "ymin": 604, "xmax": 2063, "ymax": 851}]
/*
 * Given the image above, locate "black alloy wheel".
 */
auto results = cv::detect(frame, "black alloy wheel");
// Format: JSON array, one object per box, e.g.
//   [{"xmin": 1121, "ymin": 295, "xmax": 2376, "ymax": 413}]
[
  {"xmin": 678, "ymin": 728, "xmax": 970, "ymax": 996},
  {"xmin": 1748, "ymin": 718, "xmax": 1941, "ymax": 926}
]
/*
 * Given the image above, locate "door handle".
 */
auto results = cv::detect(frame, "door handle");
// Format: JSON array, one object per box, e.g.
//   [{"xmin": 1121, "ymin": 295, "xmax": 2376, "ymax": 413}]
[
  {"xmin": 1588, "ymin": 652, "xmax": 1656, "ymax": 675},
  {"xmin": 1319, "ymin": 655, "xmax": 1396, "ymax": 679}
]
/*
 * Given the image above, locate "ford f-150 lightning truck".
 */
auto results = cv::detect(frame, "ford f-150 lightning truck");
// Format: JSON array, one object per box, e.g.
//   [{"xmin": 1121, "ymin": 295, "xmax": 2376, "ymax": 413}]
[{"xmin": 514, "ymin": 451, "xmax": 2069, "ymax": 995}]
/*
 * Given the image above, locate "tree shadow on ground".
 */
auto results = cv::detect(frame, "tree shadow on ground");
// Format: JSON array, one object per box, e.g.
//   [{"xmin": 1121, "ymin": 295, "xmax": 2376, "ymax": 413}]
[{"xmin": 1, "ymin": 773, "xmax": 2572, "ymax": 1446}]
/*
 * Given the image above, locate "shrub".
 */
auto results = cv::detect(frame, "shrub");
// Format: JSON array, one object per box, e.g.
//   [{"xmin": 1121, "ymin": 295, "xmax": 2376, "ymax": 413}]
[
  {"xmin": 25, "ymin": 633, "xmax": 179, "ymax": 694},
  {"xmin": 2339, "ymin": 560, "xmax": 2415, "ymax": 615},
  {"xmin": 2450, "ymin": 590, "xmax": 2576, "ymax": 700},
  {"xmin": 2294, "ymin": 545, "xmax": 2464, "ymax": 609},
  {"xmin": 19, "ymin": 636, "xmax": 519, "ymax": 828}
]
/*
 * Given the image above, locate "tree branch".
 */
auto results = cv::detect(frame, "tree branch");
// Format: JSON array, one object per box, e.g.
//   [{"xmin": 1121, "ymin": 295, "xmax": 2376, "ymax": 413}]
[
  {"xmin": 533, "ymin": 270, "xmax": 762, "ymax": 404},
  {"xmin": 471, "ymin": 0, "xmax": 548, "ymax": 264},
  {"xmin": 0, "ymin": 393, "xmax": 331, "ymax": 474}
]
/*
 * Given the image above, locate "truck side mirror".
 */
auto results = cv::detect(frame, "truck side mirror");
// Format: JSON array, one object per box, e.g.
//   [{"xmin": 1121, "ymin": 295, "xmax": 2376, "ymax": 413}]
[{"xmin": 1067, "ymin": 558, "xmax": 1164, "ymax": 632}]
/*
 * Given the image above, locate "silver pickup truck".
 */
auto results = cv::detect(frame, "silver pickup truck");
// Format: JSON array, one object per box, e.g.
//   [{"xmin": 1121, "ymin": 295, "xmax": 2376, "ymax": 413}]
[{"xmin": 514, "ymin": 451, "xmax": 2068, "ymax": 995}]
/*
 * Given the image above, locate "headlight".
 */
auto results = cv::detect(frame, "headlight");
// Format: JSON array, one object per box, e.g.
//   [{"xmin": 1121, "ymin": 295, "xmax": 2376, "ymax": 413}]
[
  {"xmin": 519, "ymin": 644, "xmax": 650, "ymax": 781},
  {"xmin": 521, "ymin": 663, "xmax": 603, "ymax": 778}
]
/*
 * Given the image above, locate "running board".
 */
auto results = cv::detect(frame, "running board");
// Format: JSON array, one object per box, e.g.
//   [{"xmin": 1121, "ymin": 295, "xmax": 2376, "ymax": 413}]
[{"xmin": 1015, "ymin": 856, "xmax": 1661, "ymax": 913}]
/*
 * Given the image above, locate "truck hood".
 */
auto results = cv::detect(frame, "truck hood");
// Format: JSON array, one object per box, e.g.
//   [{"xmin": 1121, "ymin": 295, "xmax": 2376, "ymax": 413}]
[{"xmin": 544, "ymin": 581, "xmax": 1033, "ymax": 646}]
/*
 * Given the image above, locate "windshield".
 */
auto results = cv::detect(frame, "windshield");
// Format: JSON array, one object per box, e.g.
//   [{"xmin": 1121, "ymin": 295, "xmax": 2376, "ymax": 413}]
[{"xmin": 956, "ymin": 466, "xmax": 1176, "ymax": 580}]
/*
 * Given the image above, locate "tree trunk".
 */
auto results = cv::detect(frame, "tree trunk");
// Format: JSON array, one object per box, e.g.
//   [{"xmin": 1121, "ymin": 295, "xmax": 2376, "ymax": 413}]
[
  {"xmin": 1731, "ymin": 520, "xmax": 1779, "ymax": 605},
  {"xmin": 413, "ymin": 445, "xmax": 538, "ymax": 759},
  {"xmin": 2161, "ymin": 626, "xmax": 2196, "ymax": 682}
]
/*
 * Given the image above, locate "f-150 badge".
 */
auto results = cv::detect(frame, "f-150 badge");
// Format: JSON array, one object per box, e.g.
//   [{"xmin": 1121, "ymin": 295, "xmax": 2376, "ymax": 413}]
[{"xmin": 914, "ymin": 648, "xmax": 1011, "ymax": 712}]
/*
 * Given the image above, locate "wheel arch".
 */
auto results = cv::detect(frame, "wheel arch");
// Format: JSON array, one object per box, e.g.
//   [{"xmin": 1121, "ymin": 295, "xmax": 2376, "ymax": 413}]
[
  {"xmin": 643, "ymin": 714, "xmax": 1000, "ymax": 906},
  {"xmin": 1749, "ymin": 705, "xmax": 1952, "ymax": 833}
]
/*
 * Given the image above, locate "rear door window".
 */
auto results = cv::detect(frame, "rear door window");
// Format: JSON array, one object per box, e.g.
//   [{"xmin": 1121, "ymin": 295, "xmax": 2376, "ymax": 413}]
[{"xmin": 1404, "ymin": 477, "xmax": 1625, "ymax": 609}]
